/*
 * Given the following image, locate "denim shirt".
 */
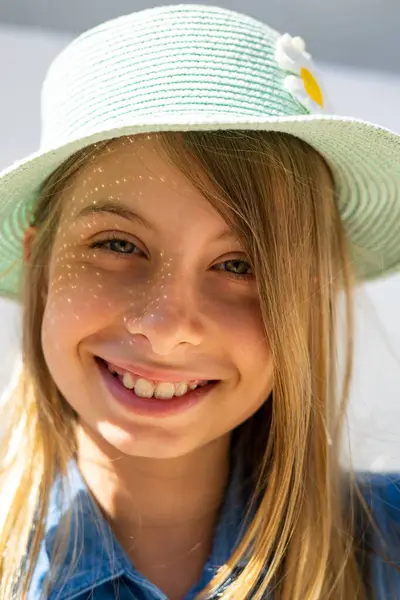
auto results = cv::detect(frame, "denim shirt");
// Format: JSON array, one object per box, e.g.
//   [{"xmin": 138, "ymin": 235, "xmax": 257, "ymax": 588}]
[
  {"xmin": 27, "ymin": 463, "xmax": 400, "ymax": 600},
  {"xmin": 28, "ymin": 457, "xmax": 249, "ymax": 600},
  {"xmin": 355, "ymin": 471, "xmax": 400, "ymax": 599}
]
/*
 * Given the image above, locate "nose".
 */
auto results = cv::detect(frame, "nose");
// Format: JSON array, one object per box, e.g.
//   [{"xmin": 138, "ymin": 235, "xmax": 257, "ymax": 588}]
[{"xmin": 124, "ymin": 276, "xmax": 204, "ymax": 356}]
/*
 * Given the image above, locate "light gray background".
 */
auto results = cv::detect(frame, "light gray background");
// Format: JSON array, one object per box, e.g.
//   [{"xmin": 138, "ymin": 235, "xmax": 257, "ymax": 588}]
[
  {"xmin": 0, "ymin": 2, "xmax": 399, "ymax": 471},
  {"xmin": 0, "ymin": 0, "xmax": 399, "ymax": 74}
]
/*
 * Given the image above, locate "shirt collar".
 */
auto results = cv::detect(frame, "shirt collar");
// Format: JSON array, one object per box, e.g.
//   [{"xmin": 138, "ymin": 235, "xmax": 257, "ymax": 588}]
[
  {"xmin": 29, "ymin": 449, "xmax": 250, "ymax": 600},
  {"xmin": 29, "ymin": 462, "xmax": 126, "ymax": 599},
  {"xmin": 185, "ymin": 447, "xmax": 251, "ymax": 598}
]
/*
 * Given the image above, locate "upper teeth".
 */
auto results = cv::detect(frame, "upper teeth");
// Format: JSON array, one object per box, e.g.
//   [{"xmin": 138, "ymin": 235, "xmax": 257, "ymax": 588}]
[{"xmin": 106, "ymin": 363, "xmax": 207, "ymax": 399}]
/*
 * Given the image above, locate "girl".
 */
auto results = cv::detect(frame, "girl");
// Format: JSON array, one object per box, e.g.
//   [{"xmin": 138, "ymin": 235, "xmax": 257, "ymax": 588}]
[{"xmin": 0, "ymin": 4, "xmax": 399, "ymax": 599}]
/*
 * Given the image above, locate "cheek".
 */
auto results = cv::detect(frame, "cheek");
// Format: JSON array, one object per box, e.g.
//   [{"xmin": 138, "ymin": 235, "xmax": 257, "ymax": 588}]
[
  {"xmin": 212, "ymin": 292, "xmax": 267, "ymax": 350},
  {"xmin": 41, "ymin": 261, "xmax": 117, "ymax": 359},
  {"xmin": 214, "ymin": 294, "xmax": 272, "ymax": 392},
  {"xmin": 44, "ymin": 256, "xmax": 125, "ymax": 327},
  {"xmin": 40, "ymin": 259, "xmax": 125, "ymax": 404}
]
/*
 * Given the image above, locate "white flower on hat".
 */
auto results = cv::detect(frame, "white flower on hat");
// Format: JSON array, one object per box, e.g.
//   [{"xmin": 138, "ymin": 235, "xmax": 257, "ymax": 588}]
[{"xmin": 275, "ymin": 33, "xmax": 325, "ymax": 113}]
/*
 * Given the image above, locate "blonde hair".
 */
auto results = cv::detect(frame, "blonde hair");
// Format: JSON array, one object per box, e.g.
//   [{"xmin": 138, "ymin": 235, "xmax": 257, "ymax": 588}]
[{"xmin": 0, "ymin": 130, "xmax": 397, "ymax": 599}]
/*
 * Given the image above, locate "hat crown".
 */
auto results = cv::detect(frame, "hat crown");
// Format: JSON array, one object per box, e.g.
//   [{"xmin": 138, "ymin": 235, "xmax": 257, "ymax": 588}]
[{"xmin": 40, "ymin": 3, "xmax": 307, "ymax": 148}]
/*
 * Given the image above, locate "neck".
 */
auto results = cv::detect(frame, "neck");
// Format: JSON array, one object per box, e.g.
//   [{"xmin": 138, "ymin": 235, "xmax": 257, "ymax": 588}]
[
  {"xmin": 76, "ymin": 423, "xmax": 232, "ymax": 597},
  {"xmin": 76, "ymin": 423, "xmax": 231, "ymax": 529}
]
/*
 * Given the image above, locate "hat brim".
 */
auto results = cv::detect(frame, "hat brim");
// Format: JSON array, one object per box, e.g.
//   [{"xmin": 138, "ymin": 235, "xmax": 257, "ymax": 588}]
[{"xmin": 0, "ymin": 113, "xmax": 399, "ymax": 301}]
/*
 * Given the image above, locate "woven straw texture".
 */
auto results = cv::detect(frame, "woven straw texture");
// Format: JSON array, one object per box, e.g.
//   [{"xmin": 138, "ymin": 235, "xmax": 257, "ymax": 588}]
[{"xmin": 0, "ymin": 4, "xmax": 399, "ymax": 300}]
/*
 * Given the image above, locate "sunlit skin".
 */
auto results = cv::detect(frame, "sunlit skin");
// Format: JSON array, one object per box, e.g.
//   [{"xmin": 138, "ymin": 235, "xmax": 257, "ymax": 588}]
[{"xmin": 27, "ymin": 134, "xmax": 274, "ymax": 597}]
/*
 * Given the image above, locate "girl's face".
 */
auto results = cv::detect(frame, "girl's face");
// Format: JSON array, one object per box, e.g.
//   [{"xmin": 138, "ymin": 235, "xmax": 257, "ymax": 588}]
[{"xmin": 41, "ymin": 135, "xmax": 273, "ymax": 458}]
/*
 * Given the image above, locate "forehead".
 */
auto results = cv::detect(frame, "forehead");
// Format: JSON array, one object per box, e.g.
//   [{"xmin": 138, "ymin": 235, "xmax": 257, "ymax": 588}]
[
  {"xmin": 71, "ymin": 134, "xmax": 191, "ymax": 194},
  {"xmin": 59, "ymin": 134, "xmax": 229, "ymax": 230}
]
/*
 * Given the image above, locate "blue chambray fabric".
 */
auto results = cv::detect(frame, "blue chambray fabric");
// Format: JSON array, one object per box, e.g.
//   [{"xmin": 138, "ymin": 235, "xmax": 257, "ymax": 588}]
[
  {"xmin": 27, "ymin": 465, "xmax": 400, "ymax": 600},
  {"xmin": 27, "ymin": 456, "xmax": 249, "ymax": 600},
  {"xmin": 355, "ymin": 472, "xmax": 400, "ymax": 599}
]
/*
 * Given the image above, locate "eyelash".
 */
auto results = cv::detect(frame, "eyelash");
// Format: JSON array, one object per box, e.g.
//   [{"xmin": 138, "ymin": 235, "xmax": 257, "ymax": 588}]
[{"xmin": 89, "ymin": 235, "xmax": 254, "ymax": 281}]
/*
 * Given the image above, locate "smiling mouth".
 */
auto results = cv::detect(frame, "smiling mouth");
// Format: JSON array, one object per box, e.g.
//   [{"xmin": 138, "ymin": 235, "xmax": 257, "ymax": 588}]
[{"xmin": 96, "ymin": 357, "xmax": 217, "ymax": 400}]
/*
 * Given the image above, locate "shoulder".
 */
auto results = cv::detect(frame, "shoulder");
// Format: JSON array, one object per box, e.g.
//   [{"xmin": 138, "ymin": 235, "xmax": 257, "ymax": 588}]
[
  {"xmin": 355, "ymin": 471, "xmax": 400, "ymax": 521},
  {"xmin": 353, "ymin": 471, "xmax": 400, "ymax": 598},
  {"xmin": 356, "ymin": 470, "xmax": 400, "ymax": 493},
  {"xmin": 353, "ymin": 471, "xmax": 400, "ymax": 544}
]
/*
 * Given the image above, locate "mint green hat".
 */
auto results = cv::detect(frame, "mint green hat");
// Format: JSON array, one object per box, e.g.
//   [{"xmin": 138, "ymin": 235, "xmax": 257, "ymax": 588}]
[{"xmin": 0, "ymin": 3, "xmax": 399, "ymax": 300}]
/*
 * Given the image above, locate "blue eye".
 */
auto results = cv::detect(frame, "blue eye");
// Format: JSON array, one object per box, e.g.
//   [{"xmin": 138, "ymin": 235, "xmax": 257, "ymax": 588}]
[
  {"xmin": 214, "ymin": 259, "xmax": 253, "ymax": 280},
  {"xmin": 90, "ymin": 237, "xmax": 140, "ymax": 255}
]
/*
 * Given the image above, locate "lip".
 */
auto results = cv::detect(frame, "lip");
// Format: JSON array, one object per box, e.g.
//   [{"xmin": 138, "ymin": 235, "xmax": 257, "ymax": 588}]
[
  {"xmin": 96, "ymin": 357, "xmax": 219, "ymax": 417},
  {"xmin": 97, "ymin": 355, "xmax": 215, "ymax": 384}
]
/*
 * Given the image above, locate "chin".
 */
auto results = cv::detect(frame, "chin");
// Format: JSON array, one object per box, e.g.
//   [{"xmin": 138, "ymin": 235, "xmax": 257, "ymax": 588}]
[{"xmin": 97, "ymin": 421, "xmax": 204, "ymax": 459}]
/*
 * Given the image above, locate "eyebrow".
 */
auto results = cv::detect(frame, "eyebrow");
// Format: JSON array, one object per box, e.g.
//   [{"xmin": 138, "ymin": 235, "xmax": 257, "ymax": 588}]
[
  {"xmin": 77, "ymin": 200, "xmax": 156, "ymax": 231},
  {"xmin": 76, "ymin": 199, "xmax": 237, "ymax": 242}
]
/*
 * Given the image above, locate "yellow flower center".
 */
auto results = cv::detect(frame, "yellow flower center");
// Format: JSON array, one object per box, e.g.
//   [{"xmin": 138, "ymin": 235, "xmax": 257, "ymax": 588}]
[{"xmin": 300, "ymin": 67, "xmax": 324, "ymax": 107}]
